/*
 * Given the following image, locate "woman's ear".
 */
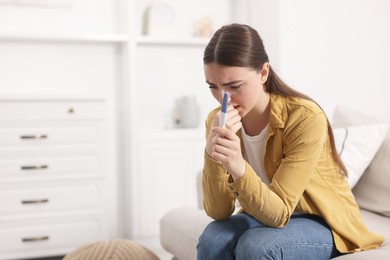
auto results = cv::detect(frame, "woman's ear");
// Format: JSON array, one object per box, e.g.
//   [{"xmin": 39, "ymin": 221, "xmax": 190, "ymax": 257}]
[{"xmin": 260, "ymin": 63, "xmax": 270, "ymax": 83}]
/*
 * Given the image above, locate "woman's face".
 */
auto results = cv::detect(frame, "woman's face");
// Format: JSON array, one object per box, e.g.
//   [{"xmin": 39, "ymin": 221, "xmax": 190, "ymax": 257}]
[{"xmin": 204, "ymin": 62, "xmax": 269, "ymax": 118}]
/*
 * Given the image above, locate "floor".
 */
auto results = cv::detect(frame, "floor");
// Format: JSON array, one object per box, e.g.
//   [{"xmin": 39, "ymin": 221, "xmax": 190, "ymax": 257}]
[
  {"xmin": 150, "ymin": 247, "xmax": 173, "ymax": 260},
  {"xmin": 135, "ymin": 237, "xmax": 173, "ymax": 260}
]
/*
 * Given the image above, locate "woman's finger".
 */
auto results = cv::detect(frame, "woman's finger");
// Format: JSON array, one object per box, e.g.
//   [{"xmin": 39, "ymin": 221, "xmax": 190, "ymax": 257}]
[{"xmin": 212, "ymin": 126, "xmax": 239, "ymax": 140}]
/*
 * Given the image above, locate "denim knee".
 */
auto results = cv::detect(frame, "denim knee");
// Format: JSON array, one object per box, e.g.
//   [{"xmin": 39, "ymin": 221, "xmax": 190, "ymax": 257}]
[
  {"xmin": 198, "ymin": 221, "xmax": 227, "ymax": 259},
  {"xmin": 234, "ymin": 229, "xmax": 272, "ymax": 260},
  {"xmin": 234, "ymin": 225, "xmax": 337, "ymax": 260},
  {"xmin": 197, "ymin": 220, "xmax": 240, "ymax": 260}
]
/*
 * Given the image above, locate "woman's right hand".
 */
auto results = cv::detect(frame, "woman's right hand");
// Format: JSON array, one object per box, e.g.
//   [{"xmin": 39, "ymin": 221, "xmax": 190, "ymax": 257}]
[{"xmin": 205, "ymin": 105, "xmax": 242, "ymax": 158}]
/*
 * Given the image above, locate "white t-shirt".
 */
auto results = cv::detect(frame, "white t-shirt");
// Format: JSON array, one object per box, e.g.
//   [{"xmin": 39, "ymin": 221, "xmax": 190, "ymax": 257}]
[
  {"xmin": 241, "ymin": 125, "xmax": 270, "ymax": 185},
  {"xmin": 240, "ymin": 125, "xmax": 302, "ymax": 215}
]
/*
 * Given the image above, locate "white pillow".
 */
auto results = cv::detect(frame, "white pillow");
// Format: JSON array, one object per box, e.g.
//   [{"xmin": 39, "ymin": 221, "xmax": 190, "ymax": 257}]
[{"xmin": 333, "ymin": 124, "xmax": 389, "ymax": 188}]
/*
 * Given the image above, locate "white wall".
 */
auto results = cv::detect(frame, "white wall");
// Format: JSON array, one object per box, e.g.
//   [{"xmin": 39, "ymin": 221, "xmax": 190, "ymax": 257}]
[
  {"xmin": 274, "ymin": 0, "xmax": 390, "ymax": 120},
  {"xmin": 249, "ymin": 0, "xmax": 390, "ymax": 120},
  {"xmin": 246, "ymin": 0, "xmax": 280, "ymax": 69}
]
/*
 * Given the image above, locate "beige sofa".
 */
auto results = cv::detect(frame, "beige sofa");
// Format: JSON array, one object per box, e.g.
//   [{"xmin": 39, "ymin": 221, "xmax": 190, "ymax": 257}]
[{"xmin": 160, "ymin": 106, "xmax": 390, "ymax": 259}]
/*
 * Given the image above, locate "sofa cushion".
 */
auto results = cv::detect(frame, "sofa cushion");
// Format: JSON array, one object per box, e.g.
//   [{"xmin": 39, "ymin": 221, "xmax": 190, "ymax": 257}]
[
  {"xmin": 333, "ymin": 124, "xmax": 388, "ymax": 188},
  {"xmin": 160, "ymin": 207, "xmax": 390, "ymax": 260},
  {"xmin": 332, "ymin": 106, "xmax": 390, "ymax": 217}
]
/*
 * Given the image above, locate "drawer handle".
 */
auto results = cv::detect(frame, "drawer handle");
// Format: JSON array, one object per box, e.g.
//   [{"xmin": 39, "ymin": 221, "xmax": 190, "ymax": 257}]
[
  {"xmin": 21, "ymin": 199, "xmax": 49, "ymax": 204},
  {"xmin": 21, "ymin": 165, "xmax": 49, "ymax": 170},
  {"xmin": 22, "ymin": 236, "xmax": 49, "ymax": 242},
  {"xmin": 20, "ymin": 134, "xmax": 48, "ymax": 140}
]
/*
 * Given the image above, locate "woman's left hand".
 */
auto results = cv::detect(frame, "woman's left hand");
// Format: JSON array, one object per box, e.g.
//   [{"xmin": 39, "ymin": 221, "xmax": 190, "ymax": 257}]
[{"xmin": 210, "ymin": 126, "xmax": 246, "ymax": 181}]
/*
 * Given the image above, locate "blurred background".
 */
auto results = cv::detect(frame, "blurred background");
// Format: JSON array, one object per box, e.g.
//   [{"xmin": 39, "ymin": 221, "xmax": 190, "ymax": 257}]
[{"xmin": 0, "ymin": 0, "xmax": 389, "ymax": 259}]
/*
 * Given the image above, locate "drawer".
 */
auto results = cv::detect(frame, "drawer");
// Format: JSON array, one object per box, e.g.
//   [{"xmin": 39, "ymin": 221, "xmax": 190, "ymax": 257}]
[
  {"xmin": 0, "ymin": 101, "xmax": 105, "ymax": 121},
  {"xmin": 0, "ymin": 220, "xmax": 99, "ymax": 254},
  {"xmin": 0, "ymin": 185, "xmax": 98, "ymax": 214},
  {"xmin": 0, "ymin": 125, "xmax": 98, "ymax": 146},
  {"xmin": 0, "ymin": 155, "xmax": 98, "ymax": 178}
]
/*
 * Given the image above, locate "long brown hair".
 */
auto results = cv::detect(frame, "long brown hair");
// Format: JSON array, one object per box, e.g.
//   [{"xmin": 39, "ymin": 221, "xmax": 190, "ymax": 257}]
[{"xmin": 204, "ymin": 23, "xmax": 347, "ymax": 176}]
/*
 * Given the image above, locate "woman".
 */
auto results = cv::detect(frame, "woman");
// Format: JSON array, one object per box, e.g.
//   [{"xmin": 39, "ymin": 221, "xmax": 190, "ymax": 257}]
[{"xmin": 197, "ymin": 24, "xmax": 383, "ymax": 260}]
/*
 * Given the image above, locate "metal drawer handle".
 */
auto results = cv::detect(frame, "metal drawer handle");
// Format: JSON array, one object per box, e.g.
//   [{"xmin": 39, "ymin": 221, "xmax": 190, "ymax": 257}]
[
  {"xmin": 22, "ymin": 236, "xmax": 49, "ymax": 242},
  {"xmin": 21, "ymin": 199, "xmax": 49, "ymax": 204},
  {"xmin": 20, "ymin": 134, "xmax": 48, "ymax": 140},
  {"xmin": 21, "ymin": 165, "xmax": 49, "ymax": 170}
]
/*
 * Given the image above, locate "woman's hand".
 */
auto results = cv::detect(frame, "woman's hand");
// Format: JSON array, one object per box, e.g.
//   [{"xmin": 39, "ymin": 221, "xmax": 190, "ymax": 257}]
[
  {"xmin": 205, "ymin": 105, "xmax": 246, "ymax": 180},
  {"xmin": 206, "ymin": 105, "xmax": 240, "ymax": 156}
]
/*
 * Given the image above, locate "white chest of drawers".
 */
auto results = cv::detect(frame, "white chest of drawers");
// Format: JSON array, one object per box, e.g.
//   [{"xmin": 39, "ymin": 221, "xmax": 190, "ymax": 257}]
[{"xmin": 0, "ymin": 99, "xmax": 117, "ymax": 260}]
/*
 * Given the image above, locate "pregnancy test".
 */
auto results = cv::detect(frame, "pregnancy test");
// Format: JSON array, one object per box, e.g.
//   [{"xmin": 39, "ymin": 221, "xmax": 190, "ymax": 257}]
[{"xmin": 219, "ymin": 92, "xmax": 230, "ymax": 127}]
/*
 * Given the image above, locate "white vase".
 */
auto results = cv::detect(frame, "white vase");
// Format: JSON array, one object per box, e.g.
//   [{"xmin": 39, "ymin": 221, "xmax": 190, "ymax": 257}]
[{"xmin": 173, "ymin": 96, "xmax": 200, "ymax": 128}]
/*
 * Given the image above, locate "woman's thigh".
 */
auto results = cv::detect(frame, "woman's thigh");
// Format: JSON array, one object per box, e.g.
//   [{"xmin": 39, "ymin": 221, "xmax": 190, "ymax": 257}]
[
  {"xmin": 197, "ymin": 213, "xmax": 266, "ymax": 260},
  {"xmin": 235, "ymin": 214, "xmax": 341, "ymax": 260}
]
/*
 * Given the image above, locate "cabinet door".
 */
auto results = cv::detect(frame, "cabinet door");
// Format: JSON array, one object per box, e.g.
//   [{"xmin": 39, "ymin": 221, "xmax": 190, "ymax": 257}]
[{"xmin": 134, "ymin": 138, "xmax": 200, "ymax": 237}]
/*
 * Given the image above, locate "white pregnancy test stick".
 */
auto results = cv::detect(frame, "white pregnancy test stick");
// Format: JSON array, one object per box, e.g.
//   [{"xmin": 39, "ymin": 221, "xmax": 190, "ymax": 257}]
[{"xmin": 219, "ymin": 92, "xmax": 230, "ymax": 127}]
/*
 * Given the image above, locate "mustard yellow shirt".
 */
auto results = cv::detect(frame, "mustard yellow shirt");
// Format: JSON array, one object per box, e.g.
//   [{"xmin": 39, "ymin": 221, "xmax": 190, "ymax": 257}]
[{"xmin": 202, "ymin": 93, "xmax": 384, "ymax": 253}]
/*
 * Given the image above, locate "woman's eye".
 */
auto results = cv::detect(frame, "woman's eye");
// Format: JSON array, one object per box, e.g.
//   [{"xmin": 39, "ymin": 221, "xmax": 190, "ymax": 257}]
[
  {"xmin": 208, "ymin": 85, "xmax": 217, "ymax": 89},
  {"xmin": 230, "ymin": 85, "xmax": 241, "ymax": 89}
]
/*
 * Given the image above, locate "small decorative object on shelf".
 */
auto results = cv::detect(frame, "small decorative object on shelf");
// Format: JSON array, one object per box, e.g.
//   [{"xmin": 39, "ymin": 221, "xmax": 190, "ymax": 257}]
[
  {"xmin": 172, "ymin": 95, "xmax": 200, "ymax": 128},
  {"xmin": 143, "ymin": 1, "xmax": 177, "ymax": 37},
  {"xmin": 193, "ymin": 16, "xmax": 214, "ymax": 38}
]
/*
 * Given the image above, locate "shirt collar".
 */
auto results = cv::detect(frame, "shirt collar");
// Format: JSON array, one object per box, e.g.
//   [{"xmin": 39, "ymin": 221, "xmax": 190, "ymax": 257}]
[{"xmin": 269, "ymin": 93, "xmax": 287, "ymax": 130}]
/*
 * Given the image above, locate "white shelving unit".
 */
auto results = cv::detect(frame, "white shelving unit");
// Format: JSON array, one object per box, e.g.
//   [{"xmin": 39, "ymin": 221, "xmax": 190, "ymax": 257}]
[
  {"xmin": 0, "ymin": 1, "xmax": 121, "ymax": 258},
  {"xmin": 123, "ymin": 0, "xmax": 249, "ymax": 246},
  {"xmin": 0, "ymin": 0, "xmax": 252, "ymax": 257},
  {"xmin": 0, "ymin": 97, "xmax": 117, "ymax": 260}
]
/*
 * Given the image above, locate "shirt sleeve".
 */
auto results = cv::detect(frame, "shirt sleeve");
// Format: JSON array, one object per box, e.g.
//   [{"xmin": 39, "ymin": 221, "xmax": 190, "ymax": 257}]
[
  {"xmin": 202, "ymin": 108, "xmax": 236, "ymax": 220},
  {"xmin": 228, "ymin": 113, "xmax": 328, "ymax": 227}
]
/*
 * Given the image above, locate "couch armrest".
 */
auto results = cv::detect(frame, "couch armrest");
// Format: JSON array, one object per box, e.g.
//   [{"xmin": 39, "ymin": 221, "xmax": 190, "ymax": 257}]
[
  {"xmin": 196, "ymin": 170, "xmax": 203, "ymax": 210},
  {"xmin": 160, "ymin": 207, "xmax": 212, "ymax": 260}
]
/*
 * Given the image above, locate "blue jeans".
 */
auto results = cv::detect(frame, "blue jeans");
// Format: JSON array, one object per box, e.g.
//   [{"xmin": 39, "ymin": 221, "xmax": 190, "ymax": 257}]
[{"xmin": 197, "ymin": 213, "xmax": 341, "ymax": 260}]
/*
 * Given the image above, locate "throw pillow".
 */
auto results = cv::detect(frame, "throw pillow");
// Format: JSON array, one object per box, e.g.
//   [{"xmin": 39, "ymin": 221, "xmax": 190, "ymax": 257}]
[
  {"xmin": 333, "ymin": 105, "xmax": 390, "ymax": 217},
  {"xmin": 333, "ymin": 124, "xmax": 389, "ymax": 188}
]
